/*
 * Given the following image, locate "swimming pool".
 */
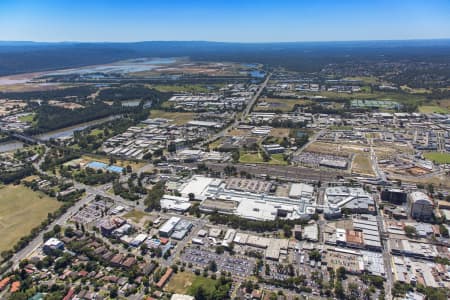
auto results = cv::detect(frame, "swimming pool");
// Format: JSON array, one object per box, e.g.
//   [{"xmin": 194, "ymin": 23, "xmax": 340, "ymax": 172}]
[{"xmin": 86, "ymin": 161, "xmax": 124, "ymax": 173}]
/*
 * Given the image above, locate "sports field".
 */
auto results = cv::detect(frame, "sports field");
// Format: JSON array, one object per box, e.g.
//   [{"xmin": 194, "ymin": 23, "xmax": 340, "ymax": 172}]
[
  {"xmin": 0, "ymin": 185, "xmax": 61, "ymax": 252},
  {"xmin": 165, "ymin": 272, "xmax": 217, "ymax": 295}
]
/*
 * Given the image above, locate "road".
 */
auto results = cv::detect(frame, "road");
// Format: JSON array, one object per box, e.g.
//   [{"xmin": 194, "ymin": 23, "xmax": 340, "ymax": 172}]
[
  {"xmin": 6, "ymin": 149, "xmax": 141, "ymax": 271},
  {"xmin": 377, "ymin": 210, "xmax": 393, "ymax": 300},
  {"xmin": 369, "ymin": 137, "xmax": 387, "ymax": 182},
  {"xmin": 201, "ymin": 73, "xmax": 271, "ymax": 147}
]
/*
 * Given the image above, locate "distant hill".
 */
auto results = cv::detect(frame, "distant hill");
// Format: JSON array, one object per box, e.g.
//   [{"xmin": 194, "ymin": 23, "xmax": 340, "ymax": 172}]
[{"xmin": 0, "ymin": 40, "xmax": 450, "ymax": 76}]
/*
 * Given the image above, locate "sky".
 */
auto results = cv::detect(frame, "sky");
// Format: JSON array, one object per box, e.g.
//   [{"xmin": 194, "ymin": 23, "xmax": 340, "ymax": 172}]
[{"xmin": 0, "ymin": 0, "xmax": 449, "ymax": 43}]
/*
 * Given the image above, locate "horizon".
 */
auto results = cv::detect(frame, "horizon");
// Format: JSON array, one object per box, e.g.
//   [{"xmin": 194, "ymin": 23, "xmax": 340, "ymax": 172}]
[
  {"xmin": 2, "ymin": 38, "xmax": 450, "ymax": 45},
  {"xmin": 0, "ymin": 0, "xmax": 449, "ymax": 42}
]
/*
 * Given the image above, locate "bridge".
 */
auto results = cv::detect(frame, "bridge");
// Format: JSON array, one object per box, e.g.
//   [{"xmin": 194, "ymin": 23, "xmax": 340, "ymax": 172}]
[{"xmin": 0, "ymin": 129, "xmax": 42, "ymax": 145}]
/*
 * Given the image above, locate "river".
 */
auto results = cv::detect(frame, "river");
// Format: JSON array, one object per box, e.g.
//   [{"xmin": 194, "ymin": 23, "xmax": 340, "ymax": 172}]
[{"xmin": 0, "ymin": 115, "xmax": 120, "ymax": 152}]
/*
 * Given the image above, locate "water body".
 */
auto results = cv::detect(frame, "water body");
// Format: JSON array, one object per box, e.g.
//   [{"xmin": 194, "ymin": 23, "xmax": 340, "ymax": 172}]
[
  {"xmin": 35, "ymin": 115, "xmax": 120, "ymax": 141},
  {"xmin": 0, "ymin": 141, "xmax": 24, "ymax": 153},
  {"xmin": 250, "ymin": 70, "xmax": 266, "ymax": 78},
  {"xmin": 47, "ymin": 58, "xmax": 176, "ymax": 76}
]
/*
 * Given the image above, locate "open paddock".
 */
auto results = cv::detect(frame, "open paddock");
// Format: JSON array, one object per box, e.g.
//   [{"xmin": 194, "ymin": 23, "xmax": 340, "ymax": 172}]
[{"xmin": 0, "ymin": 185, "xmax": 61, "ymax": 252}]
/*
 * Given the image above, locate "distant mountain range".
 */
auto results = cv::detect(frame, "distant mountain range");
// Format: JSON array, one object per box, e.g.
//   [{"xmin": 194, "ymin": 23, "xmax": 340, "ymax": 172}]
[{"xmin": 1, "ymin": 39, "xmax": 450, "ymax": 76}]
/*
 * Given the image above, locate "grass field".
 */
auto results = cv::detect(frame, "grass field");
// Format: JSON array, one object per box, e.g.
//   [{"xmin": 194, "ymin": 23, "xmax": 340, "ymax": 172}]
[
  {"xmin": 418, "ymin": 105, "xmax": 449, "ymax": 114},
  {"xmin": 149, "ymin": 109, "xmax": 196, "ymax": 125},
  {"xmin": 343, "ymin": 76, "xmax": 380, "ymax": 85},
  {"xmin": 122, "ymin": 210, "xmax": 150, "ymax": 223},
  {"xmin": 254, "ymin": 97, "xmax": 311, "ymax": 112},
  {"xmin": 352, "ymin": 154, "xmax": 374, "ymax": 176},
  {"xmin": 165, "ymin": 272, "xmax": 217, "ymax": 295},
  {"xmin": 423, "ymin": 152, "xmax": 450, "ymax": 164},
  {"xmin": 0, "ymin": 185, "xmax": 61, "ymax": 252},
  {"xmin": 239, "ymin": 151, "xmax": 288, "ymax": 165},
  {"xmin": 269, "ymin": 128, "xmax": 291, "ymax": 138},
  {"xmin": 18, "ymin": 113, "xmax": 35, "ymax": 123}
]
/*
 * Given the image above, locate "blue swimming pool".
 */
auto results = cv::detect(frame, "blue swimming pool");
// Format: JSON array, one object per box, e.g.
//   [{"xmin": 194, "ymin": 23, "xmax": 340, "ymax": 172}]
[
  {"xmin": 86, "ymin": 161, "xmax": 123, "ymax": 173},
  {"xmin": 87, "ymin": 161, "xmax": 108, "ymax": 169}
]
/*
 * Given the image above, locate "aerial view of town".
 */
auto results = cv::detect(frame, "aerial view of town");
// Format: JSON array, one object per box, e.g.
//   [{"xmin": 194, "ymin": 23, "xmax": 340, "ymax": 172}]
[{"xmin": 0, "ymin": 1, "xmax": 449, "ymax": 300}]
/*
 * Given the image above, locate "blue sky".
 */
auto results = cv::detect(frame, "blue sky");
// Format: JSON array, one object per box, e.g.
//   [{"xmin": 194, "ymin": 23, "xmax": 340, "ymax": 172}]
[{"xmin": 0, "ymin": 0, "xmax": 449, "ymax": 42}]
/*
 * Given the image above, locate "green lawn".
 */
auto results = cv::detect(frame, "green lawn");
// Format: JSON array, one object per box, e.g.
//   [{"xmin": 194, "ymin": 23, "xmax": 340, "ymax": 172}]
[
  {"xmin": 239, "ymin": 151, "xmax": 288, "ymax": 165},
  {"xmin": 18, "ymin": 113, "xmax": 35, "ymax": 123},
  {"xmin": 165, "ymin": 272, "xmax": 217, "ymax": 295},
  {"xmin": 150, "ymin": 84, "xmax": 222, "ymax": 93},
  {"xmin": 424, "ymin": 152, "xmax": 450, "ymax": 164},
  {"xmin": 122, "ymin": 210, "xmax": 149, "ymax": 223},
  {"xmin": 149, "ymin": 109, "xmax": 196, "ymax": 125},
  {"xmin": 0, "ymin": 185, "xmax": 61, "ymax": 252},
  {"xmin": 329, "ymin": 125, "xmax": 353, "ymax": 130},
  {"xmin": 418, "ymin": 105, "xmax": 449, "ymax": 114}
]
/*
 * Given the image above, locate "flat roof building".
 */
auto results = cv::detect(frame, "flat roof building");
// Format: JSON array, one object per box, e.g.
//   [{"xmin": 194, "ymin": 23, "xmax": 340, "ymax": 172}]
[
  {"xmin": 410, "ymin": 192, "xmax": 434, "ymax": 221},
  {"xmin": 159, "ymin": 217, "xmax": 180, "ymax": 237}
]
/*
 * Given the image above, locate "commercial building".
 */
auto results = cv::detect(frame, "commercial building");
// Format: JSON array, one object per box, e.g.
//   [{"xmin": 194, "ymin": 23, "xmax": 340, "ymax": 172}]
[
  {"xmin": 99, "ymin": 217, "xmax": 127, "ymax": 237},
  {"xmin": 324, "ymin": 186, "xmax": 375, "ymax": 215},
  {"xmin": 183, "ymin": 176, "xmax": 316, "ymax": 221},
  {"xmin": 43, "ymin": 238, "xmax": 64, "ymax": 254},
  {"xmin": 410, "ymin": 192, "xmax": 434, "ymax": 220},
  {"xmin": 288, "ymin": 183, "xmax": 314, "ymax": 200},
  {"xmin": 130, "ymin": 234, "xmax": 147, "ymax": 247},
  {"xmin": 171, "ymin": 219, "xmax": 193, "ymax": 240},
  {"xmin": 160, "ymin": 195, "xmax": 192, "ymax": 212},
  {"xmin": 381, "ymin": 189, "xmax": 407, "ymax": 204},
  {"xmin": 159, "ymin": 217, "xmax": 181, "ymax": 237}
]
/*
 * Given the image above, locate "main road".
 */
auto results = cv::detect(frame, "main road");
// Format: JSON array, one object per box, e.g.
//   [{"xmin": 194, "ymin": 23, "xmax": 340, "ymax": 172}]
[{"xmin": 201, "ymin": 73, "xmax": 271, "ymax": 147}]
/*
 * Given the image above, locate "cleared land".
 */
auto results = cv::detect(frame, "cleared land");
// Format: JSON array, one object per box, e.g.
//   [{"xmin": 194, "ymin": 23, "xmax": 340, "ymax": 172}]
[
  {"xmin": 423, "ymin": 152, "xmax": 450, "ymax": 164},
  {"xmin": 165, "ymin": 272, "xmax": 217, "ymax": 295},
  {"xmin": 0, "ymin": 185, "xmax": 61, "ymax": 252},
  {"xmin": 149, "ymin": 109, "xmax": 195, "ymax": 125}
]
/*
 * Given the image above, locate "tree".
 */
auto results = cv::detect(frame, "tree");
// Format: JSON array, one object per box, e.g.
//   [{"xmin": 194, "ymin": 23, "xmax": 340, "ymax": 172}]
[
  {"xmin": 231, "ymin": 150, "xmax": 240, "ymax": 163},
  {"xmin": 427, "ymin": 183, "xmax": 434, "ymax": 195},
  {"xmin": 309, "ymin": 249, "xmax": 321, "ymax": 261},
  {"xmin": 109, "ymin": 286, "xmax": 118, "ymax": 298},
  {"xmin": 439, "ymin": 224, "xmax": 449, "ymax": 238},
  {"xmin": 283, "ymin": 224, "xmax": 292, "ymax": 237},
  {"xmin": 208, "ymin": 260, "xmax": 217, "ymax": 272},
  {"xmin": 404, "ymin": 225, "xmax": 417, "ymax": 238},
  {"xmin": 347, "ymin": 282, "xmax": 360, "ymax": 300}
]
